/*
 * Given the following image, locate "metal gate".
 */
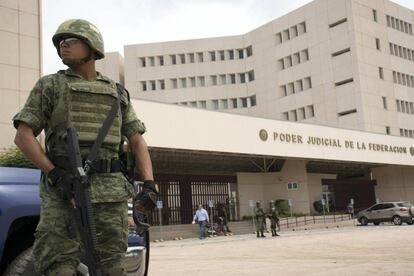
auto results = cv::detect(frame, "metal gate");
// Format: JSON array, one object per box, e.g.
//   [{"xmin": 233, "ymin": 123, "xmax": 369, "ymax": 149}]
[{"xmin": 148, "ymin": 174, "xmax": 237, "ymax": 225}]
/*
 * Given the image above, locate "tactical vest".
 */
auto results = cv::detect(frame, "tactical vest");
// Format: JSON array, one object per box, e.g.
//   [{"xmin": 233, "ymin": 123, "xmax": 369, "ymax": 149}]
[{"xmin": 45, "ymin": 72, "xmax": 127, "ymax": 160}]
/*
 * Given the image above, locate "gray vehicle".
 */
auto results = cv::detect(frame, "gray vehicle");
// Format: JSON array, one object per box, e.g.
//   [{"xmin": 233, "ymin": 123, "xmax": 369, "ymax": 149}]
[{"xmin": 356, "ymin": 202, "xmax": 414, "ymax": 226}]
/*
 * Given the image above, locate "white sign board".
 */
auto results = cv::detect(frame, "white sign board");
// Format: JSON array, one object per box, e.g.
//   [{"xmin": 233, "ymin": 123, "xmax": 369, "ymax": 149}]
[
  {"xmin": 156, "ymin": 200, "xmax": 163, "ymax": 209},
  {"xmin": 288, "ymin": 199, "xmax": 293, "ymax": 207}
]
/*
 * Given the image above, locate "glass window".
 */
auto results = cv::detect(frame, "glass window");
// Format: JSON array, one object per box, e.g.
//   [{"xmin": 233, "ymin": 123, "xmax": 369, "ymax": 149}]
[
  {"xmin": 150, "ymin": 80, "xmax": 156, "ymax": 90},
  {"xmin": 197, "ymin": 52, "xmax": 204, "ymax": 62},
  {"xmin": 199, "ymin": 76, "xmax": 205, "ymax": 87},
  {"xmin": 238, "ymin": 49, "xmax": 244, "ymax": 59},
  {"xmin": 170, "ymin": 55, "xmax": 176, "ymax": 65},
  {"xmin": 220, "ymin": 74, "xmax": 227, "ymax": 85},
  {"xmin": 241, "ymin": 97, "xmax": 248, "ymax": 108},
  {"xmin": 248, "ymin": 70, "xmax": 255, "ymax": 82},
  {"xmin": 219, "ymin": 50, "xmax": 225, "ymax": 61},
  {"xmin": 232, "ymin": 98, "xmax": 238, "ymax": 108},
  {"xmin": 372, "ymin": 9, "xmax": 377, "ymax": 22},
  {"xmin": 180, "ymin": 78, "xmax": 187, "ymax": 88},
  {"xmin": 149, "ymin": 57, "xmax": 155, "ymax": 66},
  {"xmin": 230, "ymin": 74, "xmax": 236, "ymax": 84},
  {"xmin": 222, "ymin": 99, "xmax": 228, "ymax": 109},
  {"xmin": 159, "ymin": 80, "xmax": 165, "ymax": 90},
  {"xmin": 239, "ymin": 73, "xmax": 246, "ymax": 83},
  {"xmin": 386, "ymin": 126, "xmax": 390, "ymax": 135},
  {"xmin": 228, "ymin": 50, "xmax": 234, "ymax": 60},
  {"xmin": 141, "ymin": 81, "xmax": 147, "ymax": 91},
  {"xmin": 189, "ymin": 53, "xmax": 195, "ymax": 63},
  {"xmin": 179, "ymin": 54, "xmax": 185, "ymax": 64},
  {"xmin": 210, "ymin": 75, "xmax": 217, "ymax": 86},
  {"xmin": 200, "ymin": 101, "xmax": 206, "ymax": 109},
  {"xmin": 209, "ymin": 51, "xmax": 216, "ymax": 62},
  {"xmin": 140, "ymin": 57, "xmax": 146, "ymax": 67},
  {"xmin": 379, "ymin": 67, "xmax": 384, "ymax": 79},
  {"xmin": 158, "ymin": 56, "xmax": 164, "ymax": 66},
  {"xmin": 190, "ymin": 77, "xmax": 196, "ymax": 87},
  {"xmin": 212, "ymin": 100, "xmax": 219, "ymax": 110},
  {"xmin": 246, "ymin": 46, "xmax": 253, "ymax": 57},
  {"xmin": 171, "ymin": 79, "xmax": 177, "ymax": 89},
  {"xmin": 382, "ymin": 96, "xmax": 387, "ymax": 109},
  {"xmin": 250, "ymin": 95, "xmax": 257, "ymax": 106}
]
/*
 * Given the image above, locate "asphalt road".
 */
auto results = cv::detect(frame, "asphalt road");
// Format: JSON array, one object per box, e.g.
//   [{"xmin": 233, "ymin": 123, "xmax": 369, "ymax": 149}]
[{"xmin": 149, "ymin": 224, "xmax": 414, "ymax": 276}]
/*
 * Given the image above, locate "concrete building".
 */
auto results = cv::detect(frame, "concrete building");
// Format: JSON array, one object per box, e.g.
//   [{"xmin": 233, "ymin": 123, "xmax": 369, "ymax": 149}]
[
  {"xmin": 0, "ymin": 0, "xmax": 42, "ymax": 150},
  {"xmin": 120, "ymin": 0, "xmax": 414, "ymax": 139}
]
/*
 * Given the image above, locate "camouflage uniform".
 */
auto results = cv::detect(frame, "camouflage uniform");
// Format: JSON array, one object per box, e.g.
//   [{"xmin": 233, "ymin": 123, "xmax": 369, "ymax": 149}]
[
  {"xmin": 13, "ymin": 19, "xmax": 145, "ymax": 276},
  {"xmin": 254, "ymin": 201, "xmax": 266, "ymax": 238},
  {"xmin": 268, "ymin": 207, "xmax": 280, "ymax": 237}
]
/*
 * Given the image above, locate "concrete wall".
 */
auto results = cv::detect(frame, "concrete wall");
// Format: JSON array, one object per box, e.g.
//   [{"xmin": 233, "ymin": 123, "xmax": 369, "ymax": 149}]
[
  {"xmin": 96, "ymin": 51, "xmax": 125, "ymax": 85},
  {"xmin": 237, "ymin": 159, "xmax": 310, "ymax": 218},
  {"xmin": 373, "ymin": 165, "xmax": 414, "ymax": 202},
  {"xmin": 0, "ymin": 0, "xmax": 41, "ymax": 150}
]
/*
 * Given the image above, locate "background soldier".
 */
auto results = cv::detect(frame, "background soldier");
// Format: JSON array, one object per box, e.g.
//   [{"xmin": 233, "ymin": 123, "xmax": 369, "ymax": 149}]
[
  {"xmin": 254, "ymin": 201, "xmax": 266, "ymax": 238},
  {"xmin": 268, "ymin": 200, "xmax": 280, "ymax": 237},
  {"xmin": 13, "ymin": 19, "xmax": 158, "ymax": 276}
]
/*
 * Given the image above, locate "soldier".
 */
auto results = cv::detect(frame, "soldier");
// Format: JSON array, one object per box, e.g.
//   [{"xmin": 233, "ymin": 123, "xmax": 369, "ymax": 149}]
[
  {"xmin": 13, "ymin": 19, "xmax": 158, "ymax": 276},
  {"xmin": 254, "ymin": 201, "xmax": 266, "ymax": 238},
  {"xmin": 268, "ymin": 200, "xmax": 280, "ymax": 237}
]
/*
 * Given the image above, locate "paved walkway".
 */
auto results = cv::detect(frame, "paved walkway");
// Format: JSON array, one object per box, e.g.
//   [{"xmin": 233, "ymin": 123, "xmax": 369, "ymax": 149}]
[{"xmin": 149, "ymin": 224, "xmax": 414, "ymax": 275}]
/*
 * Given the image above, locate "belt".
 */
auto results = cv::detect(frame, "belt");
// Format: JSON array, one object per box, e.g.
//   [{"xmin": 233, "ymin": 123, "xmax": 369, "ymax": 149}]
[{"xmin": 52, "ymin": 156, "xmax": 122, "ymax": 174}]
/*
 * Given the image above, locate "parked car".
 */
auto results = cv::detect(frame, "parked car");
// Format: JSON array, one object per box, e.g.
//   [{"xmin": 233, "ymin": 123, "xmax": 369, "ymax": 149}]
[
  {"xmin": 356, "ymin": 201, "xmax": 414, "ymax": 226},
  {"xmin": 0, "ymin": 167, "xmax": 149, "ymax": 276}
]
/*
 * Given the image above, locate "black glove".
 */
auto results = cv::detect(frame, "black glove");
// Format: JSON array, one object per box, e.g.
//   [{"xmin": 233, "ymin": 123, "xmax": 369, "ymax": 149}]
[
  {"xmin": 47, "ymin": 167, "xmax": 74, "ymax": 200},
  {"xmin": 135, "ymin": 180, "xmax": 159, "ymax": 211}
]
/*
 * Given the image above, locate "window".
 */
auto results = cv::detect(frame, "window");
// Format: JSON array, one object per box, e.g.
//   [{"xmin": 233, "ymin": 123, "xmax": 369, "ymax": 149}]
[
  {"xmin": 248, "ymin": 70, "xmax": 255, "ymax": 81},
  {"xmin": 150, "ymin": 80, "xmax": 156, "ymax": 90},
  {"xmin": 220, "ymin": 74, "xmax": 227, "ymax": 85},
  {"xmin": 276, "ymin": 32, "xmax": 282, "ymax": 44},
  {"xmin": 212, "ymin": 100, "xmax": 219, "ymax": 110},
  {"xmin": 386, "ymin": 126, "xmax": 390, "ymax": 135},
  {"xmin": 200, "ymin": 101, "xmax": 206, "ymax": 109},
  {"xmin": 304, "ymin": 77, "xmax": 312, "ymax": 89},
  {"xmin": 141, "ymin": 81, "xmax": 147, "ymax": 91},
  {"xmin": 372, "ymin": 9, "xmax": 377, "ymax": 22},
  {"xmin": 222, "ymin": 99, "xmax": 228, "ymax": 109},
  {"xmin": 190, "ymin": 101, "xmax": 197, "ymax": 107},
  {"xmin": 283, "ymin": 112, "xmax": 289, "ymax": 120},
  {"xmin": 149, "ymin": 57, "xmax": 155, "ymax": 66},
  {"xmin": 219, "ymin": 50, "xmax": 225, "ymax": 61},
  {"xmin": 159, "ymin": 80, "xmax": 165, "ymax": 90},
  {"xmin": 375, "ymin": 38, "xmax": 380, "ymax": 50},
  {"xmin": 329, "ymin": 18, "xmax": 347, "ymax": 28},
  {"xmin": 335, "ymin": 78, "xmax": 354, "ymax": 86},
  {"xmin": 241, "ymin": 97, "xmax": 248, "ymax": 108},
  {"xmin": 283, "ymin": 29, "xmax": 290, "ymax": 41},
  {"xmin": 338, "ymin": 109, "xmax": 357, "ymax": 116},
  {"xmin": 307, "ymin": 105, "xmax": 315, "ymax": 117},
  {"xmin": 189, "ymin": 53, "xmax": 195, "ymax": 63},
  {"xmin": 232, "ymin": 98, "xmax": 238, "ymax": 108},
  {"xmin": 278, "ymin": 58, "xmax": 285, "ymax": 70},
  {"xmin": 382, "ymin": 96, "xmax": 387, "ymax": 109},
  {"xmin": 179, "ymin": 54, "xmax": 185, "ymax": 64},
  {"xmin": 287, "ymin": 182, "xmax": 298, "ymax": 190},
  {"xmin": 246, "ymin": 46, "xmax": 253, "ymax": 57},
  {"xmin": 197, "ymin": 52, "xmax": 204, "ymax": 62},
  {"xmin": 298, "ymin": 107, "xmax": 305, "ymax": 120},
  {"xmin": 170, "ymin": 55, "xmax": 176, "ymax": 65},
  {"xmin": 209, "ymin": 51, "xmax": 216, "ymax": 62},
  {"xmin": 250, "ymin": 95, "xmax": 257, "ymax": 106},
  {"xmin": 302, "ymin": 49, "xmax": 309, "ymax": 61},
  {"xmin": 198, "ymin": 76, "xmax": 205, "ymax": 87},
  {"xmin": 230, "ymin": 74, "xmax": 236, "ymax": 84},
  {"xmin": 171, "ymin": 79, "xmax": 177, "ymax": 89},
  {"xmin": 239, "ymin": 73, "xmax": 246, "ymax": 83},
  {"xmin": 332, "ymin": 48, "xmax": 350, "ymax": 57},
  {"xmin": 281, "ymin": 85, "xmax": 287, "ymax": 97},
  {"xmin": 210, "ymin": 75, "xmax": 217, "ymax": 86},
  {"xmin": 180, "ymin": 78, "xmax": 187, "ymax": 88},
  {"xmin": 190, "ymin": 77, "xmax": 196, "ymax": 87},
  {"xmin": 400, "ymin": 128, "xmax": 404, "ymax": 136},
  {"xmin": 158, "ymin": 56, "xmax": 164, "ymax": 66},
  {"xmin": 140, "ymin": 57, "xmax": 146, "ymax": 67},
  {"xmin": 228, "ymin": 50, "xmax": 234, "ymax": 60},
  {"xmin": 238, "ymin": 49, "xmax": 244, "ymax": 59},
  {"xmin": 379, "ymin": 67, "xmax": 384, "ymax": 79},
  {"xmin": 291, "ymin": 110, "xmax": 297, "ymax": 121}
]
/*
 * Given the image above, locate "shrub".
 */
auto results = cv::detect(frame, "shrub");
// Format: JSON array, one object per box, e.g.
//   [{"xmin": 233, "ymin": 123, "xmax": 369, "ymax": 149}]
[
  {"xmin": 313, "ymin": 200, "xmax": 324, "ymax": 213},
  {"xmin": 0, "ymin": 147, "xmax": 36, "ymax": 168},
  {"xmin": 275, "ymin": 199, "xmax": 290, "ymax": 215}
]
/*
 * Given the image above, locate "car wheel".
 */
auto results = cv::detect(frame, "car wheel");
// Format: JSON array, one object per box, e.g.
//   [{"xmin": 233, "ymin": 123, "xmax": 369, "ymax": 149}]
[
  {"xmin": 373, "ymin": 222, "xmax": 380, "ymax": 226},
  {"xmin": 360, "ymin": 217, "xmax": 368, "ymax": 226},
  {"xmin": 392, "ymin": 215, "xmax": 403, "ymax": 225}
]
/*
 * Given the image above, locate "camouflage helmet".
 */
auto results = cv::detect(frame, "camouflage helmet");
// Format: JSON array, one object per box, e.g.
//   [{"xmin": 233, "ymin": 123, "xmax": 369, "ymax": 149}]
[{"xmin": 52, "ymin": 19, "xmax": 105, "ymax": 60}]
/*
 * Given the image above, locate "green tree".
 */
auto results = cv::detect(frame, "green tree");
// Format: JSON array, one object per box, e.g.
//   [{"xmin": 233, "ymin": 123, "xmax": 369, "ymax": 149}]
[
  {"xmin": 0, "ymin": 147, "xmax": 36, "ymax": 168},
  {"xmin": 275, "ymin": 199, "xmax": 290, "ymax": 215}
]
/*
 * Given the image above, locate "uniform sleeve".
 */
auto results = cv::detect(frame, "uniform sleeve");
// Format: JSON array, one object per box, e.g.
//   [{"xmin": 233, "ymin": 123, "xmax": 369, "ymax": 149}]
[
  {"xmin": 12, "ymin": 79, "xmax": 51, "ymax": 136},
  {"xmin": 121, "ymin": 101, "xmax": 146, "ymax": 138}
]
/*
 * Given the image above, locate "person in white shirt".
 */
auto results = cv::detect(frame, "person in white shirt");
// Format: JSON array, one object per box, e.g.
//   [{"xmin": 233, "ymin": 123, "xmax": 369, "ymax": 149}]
[{"xmin": 192, "ymin": 204, "xmax": 209, "ymax": 239}]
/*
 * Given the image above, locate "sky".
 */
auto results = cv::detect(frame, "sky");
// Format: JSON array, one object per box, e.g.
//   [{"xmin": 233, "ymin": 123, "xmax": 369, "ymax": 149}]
[{"xmin": 41, "ymin": 0, "xmax": 414, "ymax": 75}]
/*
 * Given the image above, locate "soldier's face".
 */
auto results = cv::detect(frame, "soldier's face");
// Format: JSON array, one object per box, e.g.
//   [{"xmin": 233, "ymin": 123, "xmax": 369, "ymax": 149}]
[{"xmin": 59, "ymin": 37, "xmax": 91, "ymax": 60}]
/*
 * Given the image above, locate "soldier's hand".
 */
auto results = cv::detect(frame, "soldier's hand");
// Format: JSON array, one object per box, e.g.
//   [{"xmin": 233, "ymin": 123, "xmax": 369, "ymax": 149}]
[
  {"xmin": 47, "ymin": 167, "xmax": 74, "ymax": 201},
  {"xmin": 135, "ymin": 180, "xmax": 159, "ymax": 211}
]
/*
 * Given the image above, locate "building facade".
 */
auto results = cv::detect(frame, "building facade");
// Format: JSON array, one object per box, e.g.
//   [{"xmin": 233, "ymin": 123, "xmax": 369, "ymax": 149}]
[
  {"xmin": 120, "ymin": 0, "xmax": 414, "ymax": 139},
  {"xmin": 0, "ymin": 0, "xmax": 42, "ymax": 150}
]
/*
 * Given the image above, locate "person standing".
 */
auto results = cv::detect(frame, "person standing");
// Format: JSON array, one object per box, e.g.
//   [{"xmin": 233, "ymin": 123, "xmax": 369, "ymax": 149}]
[
  {"xmin": 13, "ymin": 19, "xmax": 158, "ymax": 276},
  {"xmin": 193, "ymin": 204, "xmax": 209, "ymax": 239},
  {"xmin": 268, "ymin": 202, "xmax": 280, "ymax": 237},
  {"xmin": 254, "ymin": 201, "xmax": 266, "ymax": 238}
]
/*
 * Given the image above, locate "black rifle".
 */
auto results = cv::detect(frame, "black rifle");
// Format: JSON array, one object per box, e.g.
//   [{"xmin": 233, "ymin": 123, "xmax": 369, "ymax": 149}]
[{"xmin": 66, "ymin": 127, "xmax": 103, "ymax": 276}]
